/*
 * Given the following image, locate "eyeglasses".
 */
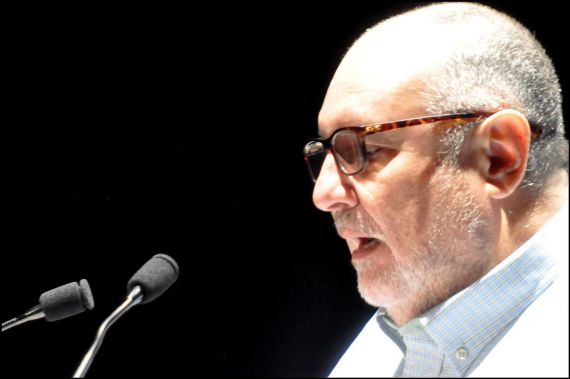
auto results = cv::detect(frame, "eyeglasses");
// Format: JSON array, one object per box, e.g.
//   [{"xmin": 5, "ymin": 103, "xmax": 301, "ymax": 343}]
[{"xmin": 303, "ymin": 112, "xmax": 541, "ymax": 182}]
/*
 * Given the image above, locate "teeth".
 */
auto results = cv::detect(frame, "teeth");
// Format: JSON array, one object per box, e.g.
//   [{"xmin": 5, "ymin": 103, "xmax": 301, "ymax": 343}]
[
  {"xmin": 346, "ymin": 236, "xmax": 383, "ymax": 249},
  {"xmin": 362, "ymin": 238, "xmax": 379, "ymax": 248}
]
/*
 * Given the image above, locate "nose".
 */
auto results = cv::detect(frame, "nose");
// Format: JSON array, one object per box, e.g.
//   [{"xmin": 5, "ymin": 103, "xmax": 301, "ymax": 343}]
[{"xmin": 312, "ymin": 152, "xmax": 358, "ymax": 212}]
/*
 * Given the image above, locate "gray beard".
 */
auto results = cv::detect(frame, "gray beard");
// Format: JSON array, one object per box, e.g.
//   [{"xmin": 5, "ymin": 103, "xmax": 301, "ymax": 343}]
[{"xmin": 333, "ymin": 163, "xmax": 490, "ymax": 325}]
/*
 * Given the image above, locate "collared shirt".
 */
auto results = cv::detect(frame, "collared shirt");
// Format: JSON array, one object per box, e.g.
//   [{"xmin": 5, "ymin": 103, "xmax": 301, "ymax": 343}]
[{"xmin": 330, "ymin": 202, "xmax": 568, "ymax": 377}]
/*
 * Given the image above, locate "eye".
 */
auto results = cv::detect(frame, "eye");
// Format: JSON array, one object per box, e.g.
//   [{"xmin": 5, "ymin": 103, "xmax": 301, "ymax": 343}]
[{"xmin": 365, "ymin": 144, "xmax": 383, "ymax": 156}]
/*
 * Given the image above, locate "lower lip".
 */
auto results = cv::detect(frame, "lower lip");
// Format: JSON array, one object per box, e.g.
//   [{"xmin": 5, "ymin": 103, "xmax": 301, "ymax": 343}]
[{"xmin": 351, "ymin": 240, "xmax": 383, "ymax": 261}]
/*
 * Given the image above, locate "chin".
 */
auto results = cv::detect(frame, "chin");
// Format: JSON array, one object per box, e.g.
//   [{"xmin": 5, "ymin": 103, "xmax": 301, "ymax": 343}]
[{"xmin": 356, "ymin": 276, "xmax": 398, "ymax": 308}]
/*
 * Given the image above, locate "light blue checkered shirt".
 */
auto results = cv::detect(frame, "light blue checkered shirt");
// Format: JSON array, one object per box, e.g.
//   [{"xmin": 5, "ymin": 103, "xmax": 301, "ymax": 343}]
[{"xmin": 374, "ymin": 203, "xmax": 567, "ymax": 377}]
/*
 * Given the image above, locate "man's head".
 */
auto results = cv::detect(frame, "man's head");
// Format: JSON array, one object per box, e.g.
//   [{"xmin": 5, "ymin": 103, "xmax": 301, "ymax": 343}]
[{"xmin": 308, "ymin": 2, "xmax": 568, "ymax": 325}]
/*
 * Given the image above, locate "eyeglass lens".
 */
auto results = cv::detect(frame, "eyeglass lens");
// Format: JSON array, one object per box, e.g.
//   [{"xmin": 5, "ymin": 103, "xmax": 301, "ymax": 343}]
[
  {"xmin": 304, "ymin": 141, "xmax": 326, "ymax": 181},
  {"xmin": 304, "ymin": 130, "xmax": 364, "ymax": 181},
  {"xmin": 332, "ymin": 130, "xmax": 363, "ymax": 175}
]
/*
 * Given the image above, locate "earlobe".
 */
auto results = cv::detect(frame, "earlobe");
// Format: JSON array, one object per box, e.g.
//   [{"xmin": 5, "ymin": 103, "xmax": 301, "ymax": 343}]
[{"xmin": 472, "ymin": 110, "xmax": 531, "ymax": 199}]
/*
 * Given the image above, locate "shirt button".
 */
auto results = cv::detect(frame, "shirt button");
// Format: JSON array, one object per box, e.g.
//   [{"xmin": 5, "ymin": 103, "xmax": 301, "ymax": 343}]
[{"xmin": 455, "ymin": 347, "xmax": 469, "ymax": 360}]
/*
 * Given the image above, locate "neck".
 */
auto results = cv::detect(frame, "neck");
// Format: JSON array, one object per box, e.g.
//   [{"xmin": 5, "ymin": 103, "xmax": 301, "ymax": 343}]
[{"xmin": 496, "ymin": 171, "xmax": 568, "ymax": 264}]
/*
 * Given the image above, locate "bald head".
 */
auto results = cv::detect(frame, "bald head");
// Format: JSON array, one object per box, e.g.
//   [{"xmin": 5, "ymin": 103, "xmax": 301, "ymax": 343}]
[
  {"xmin": 320, "ymin": 2, "xmax": 567, "ymax": 193},
  {"xmin": 330, "ymin": 3, "xmax": 508, "ymax": 91}
]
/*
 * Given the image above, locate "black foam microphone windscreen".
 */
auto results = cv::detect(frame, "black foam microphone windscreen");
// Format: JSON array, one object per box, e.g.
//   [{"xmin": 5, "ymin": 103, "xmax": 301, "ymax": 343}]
[
  {"xmin": 127, "ymin": 254, "xmax": 179, "ymax": 304},
  {"xmin": 39, "ymin": 279, "xmax": 95, "ymax": 322}
]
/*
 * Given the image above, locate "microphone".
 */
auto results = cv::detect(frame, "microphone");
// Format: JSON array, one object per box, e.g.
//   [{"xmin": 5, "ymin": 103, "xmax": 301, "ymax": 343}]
[
  {"xmin": 2, "ymin": 279, "xmax": 95, "ymax": 332},
  {"xmin": 73, "ymin": 254, "xmax": 179, "ymax": 378}
]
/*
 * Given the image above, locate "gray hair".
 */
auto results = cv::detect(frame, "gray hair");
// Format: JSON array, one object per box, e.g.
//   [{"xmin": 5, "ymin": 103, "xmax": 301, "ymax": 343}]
[{"xmin": 399, "ymin": 3, "xmax": 568, "ymax": 195}]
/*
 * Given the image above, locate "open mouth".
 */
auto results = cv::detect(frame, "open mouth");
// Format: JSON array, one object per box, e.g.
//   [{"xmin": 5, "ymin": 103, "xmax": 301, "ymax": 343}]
[{"xmin": 359, "ymin": 237, "xmax": 381, "ymax": 249}]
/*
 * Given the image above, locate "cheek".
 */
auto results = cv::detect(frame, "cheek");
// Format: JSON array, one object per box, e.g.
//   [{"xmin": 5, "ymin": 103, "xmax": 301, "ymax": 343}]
[{"xmin": 355, "ymin": 153, "xmax": 438, "ymax": 244}]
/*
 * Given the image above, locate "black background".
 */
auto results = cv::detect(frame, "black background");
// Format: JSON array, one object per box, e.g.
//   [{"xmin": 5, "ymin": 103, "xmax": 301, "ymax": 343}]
[{"xmin": 4, "ymin": 3, "xmax": 568, "ymax": 377}]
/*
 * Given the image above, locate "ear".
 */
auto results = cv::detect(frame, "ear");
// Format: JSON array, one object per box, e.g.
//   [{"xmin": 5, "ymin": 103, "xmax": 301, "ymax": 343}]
[{"xmin": 468, "ymin": 110, "xmax": 531, "ymax": 199}]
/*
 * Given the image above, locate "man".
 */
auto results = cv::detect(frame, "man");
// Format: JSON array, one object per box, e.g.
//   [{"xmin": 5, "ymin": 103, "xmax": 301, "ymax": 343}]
[{"xmin": 303, "ymin": 3, "xmax": 568, "ymax": 377}]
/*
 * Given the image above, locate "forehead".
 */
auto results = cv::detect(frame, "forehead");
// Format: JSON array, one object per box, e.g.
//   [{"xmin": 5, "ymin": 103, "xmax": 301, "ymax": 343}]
[
  {"xmin": 318, "ymin": 74, "xmax": 429, "ymax": 138},
  {"xmin": 318, "ymin": 14, "xmax": 463, "ymax": 137}
]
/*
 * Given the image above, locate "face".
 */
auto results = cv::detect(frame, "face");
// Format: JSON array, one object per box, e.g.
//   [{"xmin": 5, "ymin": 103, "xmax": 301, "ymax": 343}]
[{"xmin": 313, "ymin": 51, "xmax": 495, "ymax": 325}]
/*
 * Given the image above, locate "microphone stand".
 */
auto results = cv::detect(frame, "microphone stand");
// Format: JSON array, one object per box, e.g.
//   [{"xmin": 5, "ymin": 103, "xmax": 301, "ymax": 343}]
[
  {"xmin": 73, "ymin": 286, "xmax": 142, "ymax": 378},
  {"xmin": 2, "ymin": 306, "xmax": 45, "ymax": 332}
]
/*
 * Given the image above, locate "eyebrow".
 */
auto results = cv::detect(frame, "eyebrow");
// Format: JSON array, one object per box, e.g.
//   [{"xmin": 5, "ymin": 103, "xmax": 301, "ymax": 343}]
[
  {"xmin": 317, "ymin": 114, "xmax": 374, "ymax": 139},
  {"xmin": 317, "ymin": 122, "xmax": 364, "ymax": 139}
]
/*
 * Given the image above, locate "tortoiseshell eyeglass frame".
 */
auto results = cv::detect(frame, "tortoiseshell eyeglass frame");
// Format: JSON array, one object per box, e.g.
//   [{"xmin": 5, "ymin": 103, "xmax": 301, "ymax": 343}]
[{"xmin": 303, "ymin": 112, "xmax": 541, "ymax": 182}]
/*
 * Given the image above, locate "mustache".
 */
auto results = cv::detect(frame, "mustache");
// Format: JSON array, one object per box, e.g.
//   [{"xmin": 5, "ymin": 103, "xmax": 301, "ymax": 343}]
[{"xmin": 333, "ymin": 208, "xmax": 386, "ymax": 241}]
